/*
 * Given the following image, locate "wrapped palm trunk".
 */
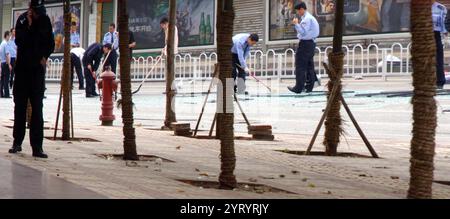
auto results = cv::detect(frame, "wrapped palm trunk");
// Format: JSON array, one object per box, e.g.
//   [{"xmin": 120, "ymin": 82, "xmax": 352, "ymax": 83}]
[
  {"xmin": 408, "ymin": 0, "xmax": 437, "ymax": 199},
  {"xmin": 323, "ymin": 0, "xmax": 345, "ymax": 156}
]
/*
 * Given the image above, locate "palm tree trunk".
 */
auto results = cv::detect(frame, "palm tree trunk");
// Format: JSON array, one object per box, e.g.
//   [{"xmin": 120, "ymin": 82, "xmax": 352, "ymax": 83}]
[
  {"xmin": 118, "ymin": 0, "xmax": 138, "ymax": 161},
  {"xmin": 61, "ymin": 0, "xmax": 71, "ymax": 140},
  {"xmin": 164, "ymin": 0, "xmax": 177, "ymax": 129},
  {"xmin": 323, "ymin": 0, "xmax": 344, "ymax": 156},
  {"xmin": 217, "ymin": 0, "xmax": 237, "ymax": 189},
  {"xmin": 408, "ymin": 0, "xmax": 437, "ymax": 199}
]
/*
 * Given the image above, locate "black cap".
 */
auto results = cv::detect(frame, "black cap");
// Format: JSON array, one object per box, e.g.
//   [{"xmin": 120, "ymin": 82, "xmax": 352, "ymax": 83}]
[
  {"xmin": 103, "ymin": 43, "xmax": 112, "ymax": 50},
  {"xmin": 30, "ymin": 0, "xmax": 46, "ymax": 16},
  {"xmin": 294, "ymin": 2, "xmax": 307, "ymax": 10}
]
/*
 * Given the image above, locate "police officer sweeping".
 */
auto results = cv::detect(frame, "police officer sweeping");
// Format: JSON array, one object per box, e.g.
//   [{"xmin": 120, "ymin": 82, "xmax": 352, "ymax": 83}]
[
  {"xmin": 9, "ymin": 0, "xmax": 55, "ymax": 158},
  {"xmin": 231, "ymin": 33, "xmax": 259, "ymax": 94},
  {"xmin": 288, "ymin": 2, "xmax": 320, "ymax": 94}
]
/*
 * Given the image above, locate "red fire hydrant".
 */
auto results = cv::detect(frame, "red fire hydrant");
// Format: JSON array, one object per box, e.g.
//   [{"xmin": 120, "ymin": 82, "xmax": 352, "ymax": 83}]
[{"xmin": 98, "ymin": 68, "xmax": 118, "ymax": 126}]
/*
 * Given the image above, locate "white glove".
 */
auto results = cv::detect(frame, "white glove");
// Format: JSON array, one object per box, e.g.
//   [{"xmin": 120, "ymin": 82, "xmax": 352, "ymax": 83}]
[{"xmin": 244, "ymin": 67, "xmax": 251, "ymax": 74}]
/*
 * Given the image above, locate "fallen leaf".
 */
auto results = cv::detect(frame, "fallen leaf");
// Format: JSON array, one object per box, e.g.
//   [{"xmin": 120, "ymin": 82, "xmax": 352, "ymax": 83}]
[
  {"xmin": 176, "ymin": 146, "xmax": 181, "ymax": 150},
  {"xmin": 291, "ymin": 170, "xmax": 299, "ymax": 174},
  {"xmin": 258, "ymin": 176, "xmax": 276, "ymax": 179},
  {"xmin": 279, "ymin": 175, "xmax": 285, "ymax": 178},
  {"xmin": 199, "ymin": 173, "xmax": 209, "ymax": 177},
  {"xmin": 195, "ymin": 168, "xmax": 200, "ymax": 172},
  {"xmin": 326, "ymin": 191, "xmax": 332, "ymax": 195},
  {"xmin": 249, "ymin": 178, "xmax": 258, "ymax": 183},
  {"xmin": 308, "ymin": 183, "xmax": 316, "ymax": 188},
  {"xmin": 391, "ymin": 176, "xmax": 399, "ymax": 180}
]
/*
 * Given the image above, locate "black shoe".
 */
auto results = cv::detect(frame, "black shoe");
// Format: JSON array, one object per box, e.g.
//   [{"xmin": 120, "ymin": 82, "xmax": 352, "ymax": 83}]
[
  {"xmin": 8, "ymin": 145, "xmax": 22, "ymax": 154},
  {"xmin": 287, "ymin": 86, "xmax": 302, "ymax": 94},
  {"xmin": 86, "ymin": 94, "xmax": 95, "ymax": 98},
  {"xmin": 79, "ymin": 87, "xmax": 85, "ymax": 90},
  {"xmin": 32, "ymin": 151, "xmax": 48, "ymax": 159},
  {"xmin": 92, "ymin": 93, "xmax": 99, "ymax": 97}
]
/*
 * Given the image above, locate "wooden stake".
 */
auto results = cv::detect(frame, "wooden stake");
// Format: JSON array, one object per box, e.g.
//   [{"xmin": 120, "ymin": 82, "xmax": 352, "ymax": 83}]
[
  {"xmin": 193, "ymin": 64, "xmax": 219, "ymax": 136},
  {"xmin": 341, "ymin": 96, "xmax": 379, "ymax": 158}
]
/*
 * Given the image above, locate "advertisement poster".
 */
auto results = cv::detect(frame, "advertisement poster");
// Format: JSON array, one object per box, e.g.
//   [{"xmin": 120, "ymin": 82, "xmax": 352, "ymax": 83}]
[
  {"xmin": 268, "ymin": 0, "xmax": 422, "ymax": 41},
  {"xmin": 13, "ymin": 3, "xmax": 82, "ymax": 53},
  {"xmin": 129, "ymin": 0, "xmax": 215, "ymax": 50}
]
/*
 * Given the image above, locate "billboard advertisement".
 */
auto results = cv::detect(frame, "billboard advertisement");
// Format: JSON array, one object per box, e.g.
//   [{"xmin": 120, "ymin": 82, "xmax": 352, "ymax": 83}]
[
  {"xmin": 128, "ymin": 0, "xmax": 216, "ymax": 50},
  {"xmin": 12, "ymin": 2, "xmax": 82, "ymax": 53},
  {"xmin": 268, "ymin": 0, "xmax": 419, "ymax": 41}
]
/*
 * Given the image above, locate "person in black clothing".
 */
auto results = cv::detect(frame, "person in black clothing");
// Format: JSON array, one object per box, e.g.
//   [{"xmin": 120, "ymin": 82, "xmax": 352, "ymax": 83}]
[
  {"xmin": 8, "ymin": 0, "xmax": 55, "ymax": 158},
  {"xmin": 82, "ymin": 43, "xmax": 111, "ymax": 97}
]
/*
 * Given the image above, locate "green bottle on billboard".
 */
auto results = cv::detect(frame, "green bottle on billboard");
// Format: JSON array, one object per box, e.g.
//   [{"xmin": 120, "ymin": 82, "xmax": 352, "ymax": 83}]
[
  {"xmin": 199, "ymin": 12, "xmax": 206, "ymax": 44},
  {"xmin": 205, "ymin": 14, "xmax": 212, "ymax": 44}
]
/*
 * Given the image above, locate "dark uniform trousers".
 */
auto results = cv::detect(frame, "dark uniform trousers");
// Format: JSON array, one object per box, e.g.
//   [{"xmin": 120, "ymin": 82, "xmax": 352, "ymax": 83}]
[
  {"xmin": 435, "ymin": 31, "xmax": 446, "ymax": 87},
  {"xmin": 13, "ymin": 64, "xmax": 46, "ymax": 150},
  {"xmin": 109, "ymin": 49, "xmax": 118, "ymax": 74},
  {"xmin": 9, "ymin": 57, "xmax": 15, "ymax": 88},
  {"xmin": 82, "ymin": 62, "xmax": 97, "ymax": 96},
  {"xmin": 1, "ymin": 62, "xmax": 11, "ymax": 97},
  {"xmin": 294, "ymin": 40, "xmax": 316, "ymax": 92},
  {"xmin": 71, "ymin": 53, "xmax": 84, "ymax": 89},
  {"xmin": 232, "ymin": 53, "xmax": 247, "ymax": 82}
]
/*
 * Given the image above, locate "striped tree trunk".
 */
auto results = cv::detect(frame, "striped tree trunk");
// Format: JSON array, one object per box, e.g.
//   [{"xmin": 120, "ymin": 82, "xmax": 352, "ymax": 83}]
[
  {"xmin": 217, "ymin": 0, "xmax": 237, "ymax": 189},
  {"xmin": 118, "ymin": 0, "xmax": 138, "ymax": 160},
  {"xmin": 61, "ymin": 0, "xmax": 71, "ymax": 140},
  {"xmin": 408, "ymin": 0, "xmax": 437, "ymax": 199}
]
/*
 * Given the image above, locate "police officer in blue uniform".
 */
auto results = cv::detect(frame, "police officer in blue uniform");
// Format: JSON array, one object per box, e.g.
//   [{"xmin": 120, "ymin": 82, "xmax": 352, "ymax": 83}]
[
  {"xmin": 288, "ymin": 2, "xmax": 320, "ymax": 94},
  {"xmin": 432, "ymin": 0, "xmax": 448, "ymax": 89},
  {"xmin": 231, "ymin": 33, "xmax": 259, "ymax": 93},
  {"xmin": 9, "ymin": 0, "xmax": 55, "ymax": 158}
]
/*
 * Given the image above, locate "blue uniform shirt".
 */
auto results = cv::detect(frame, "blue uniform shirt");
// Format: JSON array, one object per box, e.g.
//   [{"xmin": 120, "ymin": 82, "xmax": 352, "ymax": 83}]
[
  {"xmin": 8, "ymin": 37, "xmax": 17, "ymax": 58},
  {"xmin": 294, "ymin": 11, "xmax": 320, "ymax": 41},
  {"xmin": 70, "ymin": 32, "xmax": 80, "ymax": 47},
  {"xmin": 231, "ymin": 33, "xmax": 252, "ymax": 69},
  {"xmin": 0, "ymin": 40, "xmax": 12, "ymax": 64},
  {"xmin": 103, "ymin": 31, "xmax": 119, "ymax": 50},
  {"xmin": 432, "ymin": 2, "xmax": 448, "ymax": 33}
]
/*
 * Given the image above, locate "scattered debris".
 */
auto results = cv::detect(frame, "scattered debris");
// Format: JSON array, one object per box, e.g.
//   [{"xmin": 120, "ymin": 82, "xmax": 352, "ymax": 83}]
[
  {"xmin": 279, "ymin": 174, "xmax": 285, "ymax": 178},
  {"xmin": 308, "ymin": 183, "xmax": 316, "ymax": 188},
  {"xmin": 67, "ymin": 142, "xmax": 73, "ymax": 144},
  {"xmin": 176, "ymin": 146, "xmax": 182, "ymax": 150},
  {"xmin": 326, "ymin": 191, "xmax": 332, "ymax": 195},
  {"xmin": 199, "ymin": 173, "xmax": 209, "ymax": 177},
  {"xmin": 291, "ymin": 170, "xmax": 299, "ymax": 175},
  {"xmin": 391, "ymin": 176, "xmax": 399, "ymax": 180},
  {"xmin": 195, "ymin": 168, "xmax": 200, "ymax": 172},
  {"xmin": 302, "ymin": 178, "xmax": 308, "ymax": 182}
]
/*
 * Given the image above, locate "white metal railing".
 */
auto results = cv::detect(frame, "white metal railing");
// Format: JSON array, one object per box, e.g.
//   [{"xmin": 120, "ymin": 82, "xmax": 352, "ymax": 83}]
[{"xmin": 46, "ymin": 42, "xmax": 414, "ymax": 82}]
